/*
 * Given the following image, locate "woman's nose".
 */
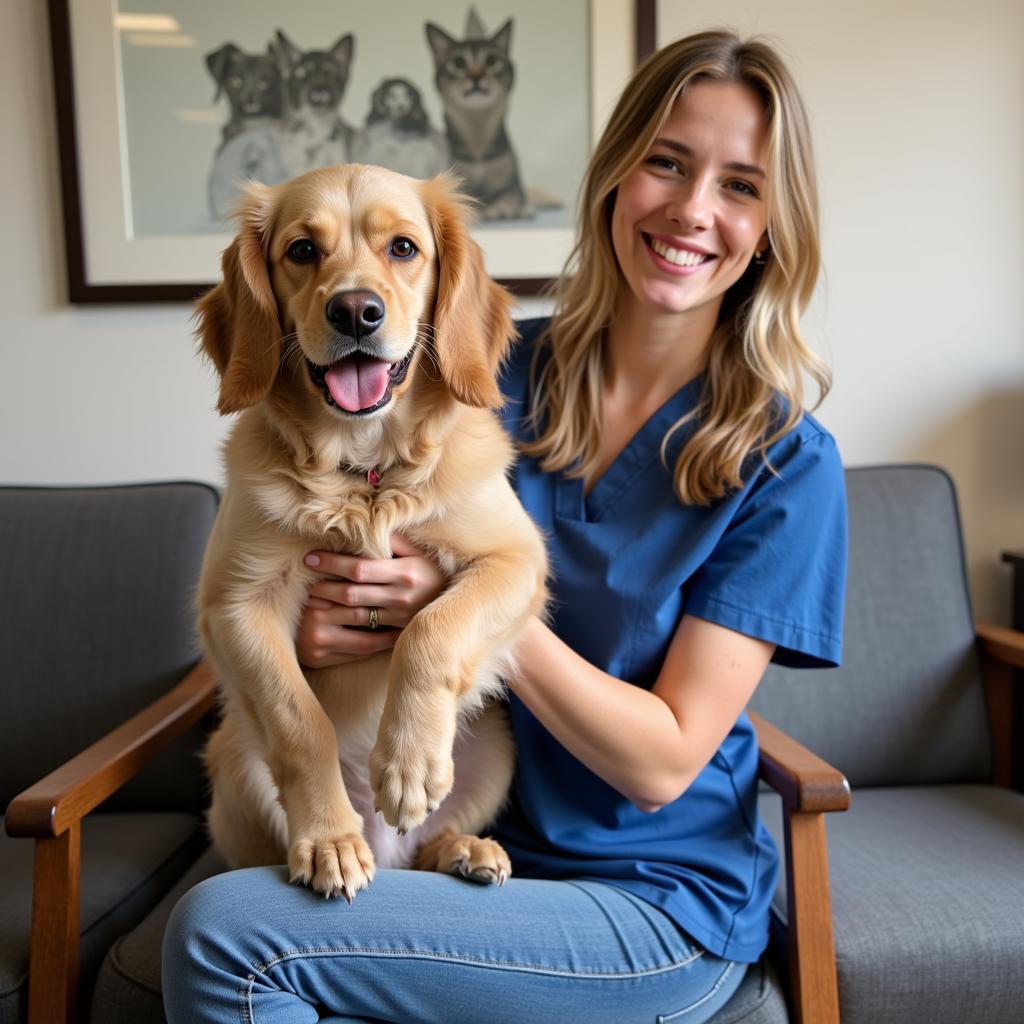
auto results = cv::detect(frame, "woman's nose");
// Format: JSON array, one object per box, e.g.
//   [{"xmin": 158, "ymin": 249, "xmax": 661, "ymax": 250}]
[{"xmin": 665, "ymin": 178, "xmax": 713, "ymax": 230}]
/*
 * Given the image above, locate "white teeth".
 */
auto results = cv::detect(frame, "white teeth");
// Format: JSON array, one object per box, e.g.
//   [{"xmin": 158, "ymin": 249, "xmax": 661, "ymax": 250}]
[{"xmin": 649, "ymin": 237, "xmax": 709, "ymax": 267}]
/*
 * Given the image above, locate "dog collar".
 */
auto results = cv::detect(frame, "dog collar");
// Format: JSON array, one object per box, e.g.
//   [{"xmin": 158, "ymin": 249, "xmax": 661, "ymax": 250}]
[{"xmin": 340, "ymin": 463, "xmax": 384, "ymax": 487}]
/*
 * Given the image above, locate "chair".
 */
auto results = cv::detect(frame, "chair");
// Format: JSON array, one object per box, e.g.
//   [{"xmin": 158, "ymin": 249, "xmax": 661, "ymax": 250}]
[
  {"xmin": 0, "ymin": 483, "xmax": 219, "ymax": 1024},
  {"xmin": 10, "ymin": 466, "xmax": 1021, "ymax": 1023},
  {"xmin": 750, "ymin": 464, "xmax": 1024, "ymax": 1023}
]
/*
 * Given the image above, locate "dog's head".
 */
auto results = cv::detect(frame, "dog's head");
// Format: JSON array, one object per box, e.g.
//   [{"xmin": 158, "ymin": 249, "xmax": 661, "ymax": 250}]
[
  {"xmin": 196, "ymin": 165, "xmax": 513, "ymax": 426},
  {"xmin": 274, "ymin": 30, "xmax": 353, "ymax": 114},
  {"xmin": 205, "ymin": 43, "xmax": 283, "ymax": 120},
  {"xmin": 367, "ymin": 79, "xmax": 431, "ymax": 134}
]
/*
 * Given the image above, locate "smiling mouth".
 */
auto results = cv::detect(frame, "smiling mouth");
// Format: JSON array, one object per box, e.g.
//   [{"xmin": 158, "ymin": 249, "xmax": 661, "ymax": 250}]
[
  {"xmin": 306, "ymin": 346, "xmax": 416, "ymax": 416},
  {"xmin": 643, "ymin": 233, "xmax": 715, "ymax": 269}
]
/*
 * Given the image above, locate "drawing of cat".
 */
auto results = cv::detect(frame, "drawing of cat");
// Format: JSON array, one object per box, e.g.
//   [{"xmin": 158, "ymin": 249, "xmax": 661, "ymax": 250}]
[{"xmin": 425, "ymin": 9, "xmax": 530, "ymax": 221}]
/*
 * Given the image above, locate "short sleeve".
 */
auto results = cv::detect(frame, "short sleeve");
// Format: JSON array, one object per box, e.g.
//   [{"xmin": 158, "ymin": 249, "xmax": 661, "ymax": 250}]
[{"xmin": 684, "ymin": 426, "xmax": 847, "ymax": 668}]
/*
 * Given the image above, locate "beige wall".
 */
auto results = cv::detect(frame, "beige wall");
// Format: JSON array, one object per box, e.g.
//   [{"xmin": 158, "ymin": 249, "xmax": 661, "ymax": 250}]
[{"xmin": 2, "ymin": 2, "xmax": 1021, "ymax": 622}]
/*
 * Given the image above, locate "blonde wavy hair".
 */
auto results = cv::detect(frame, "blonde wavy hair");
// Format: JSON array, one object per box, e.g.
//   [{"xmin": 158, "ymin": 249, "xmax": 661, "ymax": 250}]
[{"xmin": 522, "ymin": 30, "xmax": 830, "ymax": 506}]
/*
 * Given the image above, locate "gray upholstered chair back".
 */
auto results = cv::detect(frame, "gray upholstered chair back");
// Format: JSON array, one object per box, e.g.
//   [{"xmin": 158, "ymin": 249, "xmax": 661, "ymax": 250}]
[
  {"xmin": 0, "ymin": 483, "xmax": 218, "ymax": 813},
  {"xmin": 749, "ymin": 465, "xmax": 992, "ymax": 788}
]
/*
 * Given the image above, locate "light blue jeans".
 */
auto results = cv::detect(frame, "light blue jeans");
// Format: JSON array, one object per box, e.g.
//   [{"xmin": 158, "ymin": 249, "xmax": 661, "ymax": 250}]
[{"xmin": 162, "ymin": 867, "xmax": 747, "ymax": 1023}]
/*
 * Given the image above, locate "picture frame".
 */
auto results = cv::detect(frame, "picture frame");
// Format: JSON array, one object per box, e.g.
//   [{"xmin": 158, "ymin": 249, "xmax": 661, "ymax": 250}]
[{"xmin": 48, "ymin": 0, "xmax": 657, "ymax": 303}]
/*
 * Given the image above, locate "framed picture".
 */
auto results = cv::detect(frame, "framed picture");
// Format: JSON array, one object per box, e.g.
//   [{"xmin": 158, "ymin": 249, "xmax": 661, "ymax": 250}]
[{"xmin": 48, "ymin": 0, "xmax": 657, "ymax": 303}]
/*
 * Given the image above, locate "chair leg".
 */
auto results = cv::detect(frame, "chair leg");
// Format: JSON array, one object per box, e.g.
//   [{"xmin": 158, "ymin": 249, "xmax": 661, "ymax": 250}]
[
  {"xmin": 783, "ymin": 811, "xmax": 840, "ymax": 1024},
  {"xmin": 29, "ymin": 823, "xmax": 81, "ymax": 1024}
]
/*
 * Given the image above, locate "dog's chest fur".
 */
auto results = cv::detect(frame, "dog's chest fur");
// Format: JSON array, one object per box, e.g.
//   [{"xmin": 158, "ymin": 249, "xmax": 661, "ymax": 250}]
[{"xmin": 254, "ymin": 467, "xmax": 447, "ymax": 562}]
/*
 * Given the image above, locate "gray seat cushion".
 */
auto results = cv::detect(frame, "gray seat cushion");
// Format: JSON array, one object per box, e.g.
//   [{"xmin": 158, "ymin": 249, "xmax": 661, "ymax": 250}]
[
  {"xmin": 90, "ymin": 844, "xmax": 786, "ymax": 1024},
  {"xmin": 760, "ymin": 785, "xmax": 1024, "ymax": 1024},
  {"xmin": 91, "ymin": 845, "xmax": 227, "ymax": 1022},
  {"xmin": 0, "ymin": 813, "xmax": 205, "ymax": 1024}
]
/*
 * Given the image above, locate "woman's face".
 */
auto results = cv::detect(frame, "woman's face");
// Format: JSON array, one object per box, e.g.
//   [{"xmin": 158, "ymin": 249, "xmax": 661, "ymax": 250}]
[{"xmin": 610, "ymin": 80, "xmax": 770, "ymax": 322}]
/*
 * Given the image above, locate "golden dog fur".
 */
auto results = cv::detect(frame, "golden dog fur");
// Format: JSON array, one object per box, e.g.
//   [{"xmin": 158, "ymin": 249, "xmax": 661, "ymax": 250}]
[{"xmin": 195, "ymin": 165, "xmax": 547, "ymax": 900}]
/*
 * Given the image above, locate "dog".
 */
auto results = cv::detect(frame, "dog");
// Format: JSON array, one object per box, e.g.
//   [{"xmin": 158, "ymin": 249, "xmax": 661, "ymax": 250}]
[
  {"xmin": 205, "ymin": 43, "xmax": 284, "ymax": 144},
  {"xmin": 273, "ymin": 30, "xmax": 356, "ymax": 173},
  {"xmin": 195, "ymin": 164, "xmax": 547, "ymax": 901},
  {"xmin": 350, "ymin": 78, "xmax": 450, "ymax": 180}
]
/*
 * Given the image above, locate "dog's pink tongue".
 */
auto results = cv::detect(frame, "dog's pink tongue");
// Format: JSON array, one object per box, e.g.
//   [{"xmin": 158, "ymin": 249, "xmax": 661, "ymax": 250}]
[{"xmin": 324, "ymin": 355, "xmax": 391, "ymax": 412}]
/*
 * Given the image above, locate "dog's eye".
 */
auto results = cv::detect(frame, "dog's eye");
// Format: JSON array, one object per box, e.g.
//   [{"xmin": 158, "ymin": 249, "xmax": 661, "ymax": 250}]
[
  {"xmin": 389, "ymin": 237, "xmax": 417, "ymax": 260},
  {"xmin": 286, "ymin": 239, "xmax": 318, "ymax": 264}
]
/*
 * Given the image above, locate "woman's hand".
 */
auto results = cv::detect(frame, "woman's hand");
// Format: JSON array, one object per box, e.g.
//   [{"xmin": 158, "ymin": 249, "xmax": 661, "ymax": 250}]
[{"xmin": 296, "ymin": 533, "xmax": 448, "ymax": 669}]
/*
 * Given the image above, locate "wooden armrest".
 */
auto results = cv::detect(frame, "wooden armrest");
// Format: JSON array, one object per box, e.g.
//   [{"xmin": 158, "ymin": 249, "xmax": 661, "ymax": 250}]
[
  {"xmin": 976, "ymin": 621, "xmax": 1024, "ymax": 671},
  {"xmin": 5, "ymin": 659, "xmax": 218, "ymax": 839},
  {"xmin": 750, "ymin": 711, "xmax": 850, "ymax": 813}
]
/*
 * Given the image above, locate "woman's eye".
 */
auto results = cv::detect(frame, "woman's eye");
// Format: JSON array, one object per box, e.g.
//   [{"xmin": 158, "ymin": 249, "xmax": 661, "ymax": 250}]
[
  {"xmin": 286, "ymin": 239, "xmax": 317, "ymax": 263},
  {"xmin": 727, "ymin": 180, "xmax": 759, "ymax": 197},
  {"xmin": 389, "ymin": 237, "xmax": 417, "ymax": 260},
  {"xmin": 647, "ymin": 155, "xmax": 681, "ymax": 173}
]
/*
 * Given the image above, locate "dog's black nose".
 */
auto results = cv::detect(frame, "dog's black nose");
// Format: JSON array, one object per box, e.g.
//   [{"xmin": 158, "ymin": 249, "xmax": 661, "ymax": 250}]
[{"xmin": 325, "ymin": 290, "xmax": 385, "ymax": 339}]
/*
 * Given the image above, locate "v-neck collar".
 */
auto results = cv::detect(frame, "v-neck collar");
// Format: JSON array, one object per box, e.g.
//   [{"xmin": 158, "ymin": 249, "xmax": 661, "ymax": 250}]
[{"xmin": 556, "ymin": 373, "xmax": 705, "ymax": 523}]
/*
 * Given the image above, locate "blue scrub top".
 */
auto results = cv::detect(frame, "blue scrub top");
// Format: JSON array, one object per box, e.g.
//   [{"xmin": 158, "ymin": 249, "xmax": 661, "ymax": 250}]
[{"xmin": 493, "ymin": 318, "xmax": 848, "ymax": 963}]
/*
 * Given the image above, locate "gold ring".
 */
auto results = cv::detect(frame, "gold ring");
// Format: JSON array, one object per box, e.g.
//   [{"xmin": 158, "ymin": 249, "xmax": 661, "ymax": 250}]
[{"xmin": 367, "ymin": 607, "xmax": 380, "ymax": 631}]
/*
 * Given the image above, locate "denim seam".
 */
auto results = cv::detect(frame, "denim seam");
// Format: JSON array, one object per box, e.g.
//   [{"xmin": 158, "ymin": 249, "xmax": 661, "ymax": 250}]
[
  {"xmin": 239, "ymin": 943, "xmax": 706, "ymax": 1017},
  {"xmin": 249, "ymin": 943, "xmax": 703, "ymax": 979},
  {"xmin": 657, "ymin": 960, "xmax": 737, "ymax": 1022}
]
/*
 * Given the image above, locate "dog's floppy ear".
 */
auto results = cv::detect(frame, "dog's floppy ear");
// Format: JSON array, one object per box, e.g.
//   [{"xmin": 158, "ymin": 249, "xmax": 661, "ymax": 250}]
[
  {"xmin": 205, "ymin": 43, "xmax": 240, "ymax": 100},
  {"xmin": 195, "ymin": 184, "xmax": 281, "ymax": 415},
  {"xmin": 422, "ymin": 174, "xmax": 514, "ymax": 409}
]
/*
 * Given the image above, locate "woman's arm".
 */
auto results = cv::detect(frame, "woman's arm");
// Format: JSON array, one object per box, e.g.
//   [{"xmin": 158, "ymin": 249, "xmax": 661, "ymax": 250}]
[
  {"xmin": 510, "ymin": 615, "xmax": 775, "ymax": 812},
  {"xmin": 296, "ymin": 540, "xmax": 774, "ymax": 813}
]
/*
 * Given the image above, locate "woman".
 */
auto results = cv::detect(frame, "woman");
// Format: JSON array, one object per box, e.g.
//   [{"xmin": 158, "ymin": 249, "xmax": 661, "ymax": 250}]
[{"xmin": 164, "ymin": 30, "xmax": 846, "ymax": 1023}]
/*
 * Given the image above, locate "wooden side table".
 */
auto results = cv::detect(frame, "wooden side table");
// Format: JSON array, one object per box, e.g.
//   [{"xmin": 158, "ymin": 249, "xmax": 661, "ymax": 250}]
[{"xmin": 1001, "ymin": 551, "xmax": 1024, "ymax": 789}]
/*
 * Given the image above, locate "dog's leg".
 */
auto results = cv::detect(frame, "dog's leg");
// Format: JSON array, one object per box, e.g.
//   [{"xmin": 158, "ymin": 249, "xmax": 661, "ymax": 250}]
[
  {"xmin": 411, "ymin": 703, "xmax": 515, "ymax": 885},
  {"xmin": 370, "ymin": 533, "xmax": 545, "ymax": 834},
  {"xmin": 201, "ymin": 603, "xmax": 375, "ymax": 900},
  {"xmin": 205, "ymin": 710, "xmax": 289, "ymax": 867}
]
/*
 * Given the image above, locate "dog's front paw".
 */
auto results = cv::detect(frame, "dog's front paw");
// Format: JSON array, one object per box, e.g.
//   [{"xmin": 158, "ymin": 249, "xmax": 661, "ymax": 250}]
[
  {"xmin": 288, "ymin": 831, "xmax": 375, "ymax": 902},
  {"xmin": 369, "ymin": 715, "xmax": 455, "ymax": 834}
]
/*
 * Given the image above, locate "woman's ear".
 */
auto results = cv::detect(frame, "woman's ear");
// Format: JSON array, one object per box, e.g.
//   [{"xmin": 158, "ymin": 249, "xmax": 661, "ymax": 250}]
[
  {"xmin": 422, "ymin": 174, "xmax": 514, "ymax": 409},
  {"xmin": 195, "ymin": 184, "xmax": 281, "ymax": 415}
]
